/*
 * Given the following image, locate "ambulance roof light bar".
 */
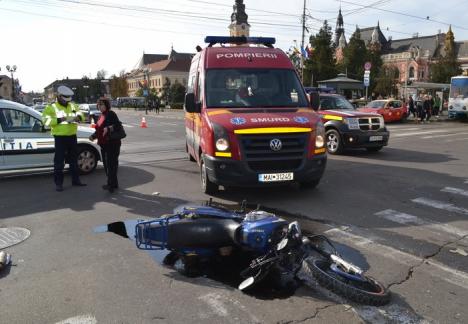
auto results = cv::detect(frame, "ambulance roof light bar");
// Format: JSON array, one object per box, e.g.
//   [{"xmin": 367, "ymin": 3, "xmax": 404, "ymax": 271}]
[{"xmin": 204, "ymin": 36, "xmax": 276, "ymax": 48}]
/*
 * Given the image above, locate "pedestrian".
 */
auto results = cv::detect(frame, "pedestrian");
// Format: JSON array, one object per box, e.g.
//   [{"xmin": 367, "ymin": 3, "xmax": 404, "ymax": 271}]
[
  {"xmin": 433, "ymin": 94, "xmax": 441, "ymax": 118},
  {"xmin": 425, "ymin": 95, "xmax": 432, "ymax": 122},
  {"xmin": 89, "ymin": 97, "xmax": 123, "ymax": 193},
  {"xmin": 42, "ymin": 86, "xmax": 87, "ymax": 191},
  {"xmin": 155, "ymin": 100, "xmax": 160, "ymax": 114},
  {"xmin": 408, "ymin": 96, "xmax": 416, "ymax": 119},
  {"xmin": 416, "ymin": 96, "xmax": 425, "ymax": 123}
]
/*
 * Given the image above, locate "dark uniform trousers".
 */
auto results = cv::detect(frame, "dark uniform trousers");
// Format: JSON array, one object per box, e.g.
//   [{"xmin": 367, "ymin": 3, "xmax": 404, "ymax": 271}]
[
  {"xmin": 101, "ymin": 142, "xmax": 121, "ymax": 188},
  {"xmin": 54, "ymin": 135, "xmax": 80, "ymax": 185}
]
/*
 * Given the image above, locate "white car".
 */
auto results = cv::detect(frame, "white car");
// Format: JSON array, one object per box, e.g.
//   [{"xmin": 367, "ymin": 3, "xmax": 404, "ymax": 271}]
[{"xmin": 0, "ymin": 99, "xmax": 101, "ymax": 175}]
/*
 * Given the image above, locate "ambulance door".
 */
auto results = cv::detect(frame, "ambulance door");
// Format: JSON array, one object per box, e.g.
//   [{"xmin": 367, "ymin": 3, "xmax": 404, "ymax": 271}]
[{"xmin": 0, "ymin": 108, "xmax": 54, "ymax": 169}]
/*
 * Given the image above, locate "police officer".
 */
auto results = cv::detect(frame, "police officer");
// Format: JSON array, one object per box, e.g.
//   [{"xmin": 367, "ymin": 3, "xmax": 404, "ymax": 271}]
[{"xmin": 42, "ymin": 86, "xmax": 87, "ymax": 191}]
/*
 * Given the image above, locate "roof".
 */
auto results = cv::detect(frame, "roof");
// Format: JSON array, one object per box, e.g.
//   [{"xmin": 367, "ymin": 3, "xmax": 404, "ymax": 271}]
[
  {"xmin": 360, "ymin": 25, "xmax": 387, "ymax": 45},
  {"xmin": 385, "ymin": 34, "xmax": 444, "ymax": 57},
  {"xmin": 318, "ymin": 74, "xmax": 362, "ymax": 84},
  {"xmin": 456, "ymin": 41, "xmax": 468, "ymax": 58},
  {"xmin": 147, "ymin": 58, "xmax": 192, "ymax": 72},
  {"xmin": 43, "ymin": 79, "xmax": 90, "ymax": 90},
  {"xmin": 139, "ymin": 51, "xmax": 194, "ymax": 67}
]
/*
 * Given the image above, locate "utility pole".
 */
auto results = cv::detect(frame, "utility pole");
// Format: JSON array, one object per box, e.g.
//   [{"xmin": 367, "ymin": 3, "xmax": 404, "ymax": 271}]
[{"xmin": 300, "ymin": 0, "xmax": 306, "ymax": 83}]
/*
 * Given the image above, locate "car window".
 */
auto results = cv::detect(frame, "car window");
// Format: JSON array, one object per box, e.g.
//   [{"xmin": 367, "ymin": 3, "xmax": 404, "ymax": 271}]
[
  {"xmin": 0, "ymin": 109, "xmax": 43, "ymax": 133},
  {"xmin": 320, "ymin": 96, "xmax": 354, "ymax": 110},
  {"xmin": 368, "ymin": 101, "xmax": 386, "ymax": 109}
]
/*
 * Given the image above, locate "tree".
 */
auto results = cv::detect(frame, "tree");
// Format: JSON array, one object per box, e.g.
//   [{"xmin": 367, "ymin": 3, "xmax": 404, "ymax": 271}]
[
  {"xmin": 303, "ymin": 20, "xmax": 336, "ymax": 86},
  {"xmin": 431, "ymin": 27, "xmax": 462, "ymax": 83},
  {"xmin": 161, "ymin": 77, "xmax": 171, "ymax": 103},
  {"xmin": 373, "ymin": 66, "xmax": 400, "ymax": 97},
  {"xmin": 366, "ymin": 47, "xmax": 383, "ymax": 94},
  {"xmin": 340, "ymin": 28, "xmax": 367, "ymax": 80},
  {"xmin": 110, "ymin": 71, "xmax": 128, "ymax": 98},
  {"xmin": 96, "ymin": 69, "xmax": 107, "ymax": 80},
  {"xmin": 169, "ymin": 81, "xmax": 186, "ymax": 103}
]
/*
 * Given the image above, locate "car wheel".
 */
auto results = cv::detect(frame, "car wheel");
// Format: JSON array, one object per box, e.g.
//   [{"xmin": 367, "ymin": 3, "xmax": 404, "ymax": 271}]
[
  {"xmin": 77, "ymin": 146, "xmax": 98, "ymax": 174},
  {"xmin": 200, "ymin": 156, "xmax": 218, "ymax": 194},
  {"xmin": 326, "ymin": 129, "xmax": 343, "ymax": 154},
  {"xmin": 366, "ymin": 146, "xmax": 383, "ymax": 152}
]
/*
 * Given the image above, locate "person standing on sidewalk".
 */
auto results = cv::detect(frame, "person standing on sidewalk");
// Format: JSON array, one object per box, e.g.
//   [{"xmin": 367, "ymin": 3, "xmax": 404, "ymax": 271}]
[
  {"xmin": 42, "ymin": 86, "xmax": 87, "ymax": 192},
  {"xmin": 89, "ymin": 98, "xmax": 122, "ymax": 193},
  {"xmin": 433, "ymin": 94, "xmax": 441, "ymax": 118}
]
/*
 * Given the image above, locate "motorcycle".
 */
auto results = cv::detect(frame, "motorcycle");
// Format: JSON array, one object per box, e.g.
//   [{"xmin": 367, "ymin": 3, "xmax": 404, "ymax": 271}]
[{"xmin": 134, "ymin": 201, "xmax": 390, "ymax": 306}]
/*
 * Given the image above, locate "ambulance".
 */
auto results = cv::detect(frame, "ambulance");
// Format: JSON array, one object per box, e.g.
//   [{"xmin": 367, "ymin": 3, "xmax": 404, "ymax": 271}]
[{"xmin": 184, "ymin": 36, "xmax": 327, "ymax": 194}]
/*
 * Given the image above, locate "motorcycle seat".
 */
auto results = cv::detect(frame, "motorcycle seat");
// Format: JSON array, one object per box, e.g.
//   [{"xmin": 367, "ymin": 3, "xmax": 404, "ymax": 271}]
[{"xmin": 167, "ymin": 218, "xmax": 240, "ymax": 248}]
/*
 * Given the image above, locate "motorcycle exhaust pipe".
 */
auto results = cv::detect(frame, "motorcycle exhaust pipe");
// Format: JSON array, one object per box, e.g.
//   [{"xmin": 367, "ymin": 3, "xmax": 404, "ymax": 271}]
[{"xmin": 331, "ymin": 254, "xmax": 363, "ymax": 275}]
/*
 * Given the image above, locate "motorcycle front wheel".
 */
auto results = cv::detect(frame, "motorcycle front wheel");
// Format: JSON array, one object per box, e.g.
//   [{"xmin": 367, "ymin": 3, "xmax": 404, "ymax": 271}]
[{"xmin": 307, "ymin": 259, "xmax": 390, "ymax": 306}]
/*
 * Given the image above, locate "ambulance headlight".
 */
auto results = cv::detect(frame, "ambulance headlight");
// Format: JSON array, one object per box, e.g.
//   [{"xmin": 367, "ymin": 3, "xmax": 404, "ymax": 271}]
[
  {"xmin": 216, "ymin": 138, "xmax": 230, "ymax": 151},
  {"xmin": 315, "ymin": 122, "xmax": 325, "ymax": 148}
]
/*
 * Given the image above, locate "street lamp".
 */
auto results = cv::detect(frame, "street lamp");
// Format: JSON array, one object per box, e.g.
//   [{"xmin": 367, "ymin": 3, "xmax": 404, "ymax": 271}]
[
  {"xmin": 6, "ymin": 65, "xmax": 17, "ymax": 101},
  {"xmin": 83, "ymin": 85, "xmax": 89, "ymax": 103}
]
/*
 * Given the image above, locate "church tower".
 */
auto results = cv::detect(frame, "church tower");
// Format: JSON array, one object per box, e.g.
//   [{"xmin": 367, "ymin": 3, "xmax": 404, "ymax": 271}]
[
  {"xmin": 229, "ymin": 0, "xmax": 250, "ymax": 37},
  {"xmin": 334, "ymin": 7, "xmax": 345, "ymax": 46}
]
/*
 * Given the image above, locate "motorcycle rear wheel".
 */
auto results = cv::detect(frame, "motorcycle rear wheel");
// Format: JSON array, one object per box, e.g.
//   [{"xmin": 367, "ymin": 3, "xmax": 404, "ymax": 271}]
[{"xmin": 307, "ymin": 259, "xmax": 390, "ymax": 306}]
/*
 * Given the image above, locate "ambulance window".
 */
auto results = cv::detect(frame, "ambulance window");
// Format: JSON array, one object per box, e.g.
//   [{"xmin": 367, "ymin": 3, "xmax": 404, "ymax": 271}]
[{"xmin": 0, "ymin": 109, "xmax": 42, "ymax": 133}]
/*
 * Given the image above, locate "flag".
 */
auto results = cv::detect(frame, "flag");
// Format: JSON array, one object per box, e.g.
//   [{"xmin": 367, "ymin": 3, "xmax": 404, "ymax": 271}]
[{"xmin": 301, "ymin": 46, "xmax": 308, "ymax": 59}]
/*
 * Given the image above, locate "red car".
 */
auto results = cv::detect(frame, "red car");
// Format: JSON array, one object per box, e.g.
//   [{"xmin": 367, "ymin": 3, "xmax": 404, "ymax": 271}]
[{"xmin": 358, "ymin": 99, "xmax": 408, "ymax": 122}]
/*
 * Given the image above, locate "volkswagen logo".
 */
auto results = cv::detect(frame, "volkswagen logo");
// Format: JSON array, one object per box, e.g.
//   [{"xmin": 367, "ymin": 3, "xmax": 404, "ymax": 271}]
[{"xmin": 270, "ymin": 139, "xmax": 282, "ymax": 151}]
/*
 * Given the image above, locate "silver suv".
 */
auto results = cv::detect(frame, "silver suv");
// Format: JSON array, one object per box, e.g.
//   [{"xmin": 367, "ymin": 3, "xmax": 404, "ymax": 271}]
[{"xmin": 0, "ymin": 99, "xmax": 101, "ymax": 175}]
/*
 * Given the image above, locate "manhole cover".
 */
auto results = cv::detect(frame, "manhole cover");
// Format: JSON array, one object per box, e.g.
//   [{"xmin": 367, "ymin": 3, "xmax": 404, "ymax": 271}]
[{"xmin": 0, "ymin": 227, "xmax": 31, "ymax": 249}]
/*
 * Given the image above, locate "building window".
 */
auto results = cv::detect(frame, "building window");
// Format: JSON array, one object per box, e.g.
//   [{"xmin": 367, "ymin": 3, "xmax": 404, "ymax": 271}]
[{"xmin": 409, "ymin": 66, "xmax": 415, "ymax": 78}]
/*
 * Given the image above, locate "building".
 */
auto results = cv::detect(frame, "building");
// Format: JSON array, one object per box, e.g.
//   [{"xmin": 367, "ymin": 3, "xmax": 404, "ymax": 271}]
[
  {"xmin": 229, "ymin": 0, "xmax": 250, "ymax": 37},
  {"xmin": 126, "ymin": 48, "xmax": 193, "ymax": 98},
  {"xmin": 44, "ymin": 78, "xmax": 108, "ymax": 103},
  {"xmin": 318, "ymin": 74, "xmax": 364, "ymax": 99},
  {"xmin": 0, "ymin": 75, "xmax": 13, "ymax": 100}
]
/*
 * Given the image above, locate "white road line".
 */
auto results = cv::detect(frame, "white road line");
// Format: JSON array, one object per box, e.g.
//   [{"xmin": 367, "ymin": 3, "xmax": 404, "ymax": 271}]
[
  {"xmin": 325, "ymin": 228, "xmax": 468, "ymax": 289},
  {"xmin": 163, "ymin": 130, "xmax": 177, "ymax": 133},
  {"xmin": 375, "ymin": 209, "xmax": 468, "ymax": 237},
  {"xmin": 55, "ymin": 315, "xmax": 97, "ymax": 324},
  {"xmin": 442, "ymin": 187, "xmax": 468, "ymax": 197},
  {"xmin": 159, "ymin": 122, "xmax": 178, "ymax": 126},
  {"xmin": 421, "ymin": 132, "xmax": 468, "ymax": 139},
  {"xmin": 122, "ymin": 123, "xmax": 134, "ymax": 128},
  {"xmin": 386, "ymin": 127, "xmax": 421, "ymax": 131},
  {"xmin": 393, "ymin": 130, "xmax": 450, "ymax": 137},
  {"xmin": 444, "ymin": 137, "xmax": 468, "ymax": 142},
  {"xmin": 412, "ymin": 197, "xmax": 468, "ymax": 216},
  {"xmin": 465, "ymin": 180, "xmax": 468, "ymax": 184}
]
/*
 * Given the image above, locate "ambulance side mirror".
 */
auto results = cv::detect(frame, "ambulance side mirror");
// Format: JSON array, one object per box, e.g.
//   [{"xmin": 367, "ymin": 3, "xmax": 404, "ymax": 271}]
[
  {"xmin": 185, "ymin": 93, "xmax": 201, "ymax": 113},
  {"xmin": 308, "ymin": 92, "xmax": 320, "ymax": 111}
]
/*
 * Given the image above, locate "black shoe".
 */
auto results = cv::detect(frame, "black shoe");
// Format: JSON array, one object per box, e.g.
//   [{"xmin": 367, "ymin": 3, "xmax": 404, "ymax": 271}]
[
  {"xmin": 102, "ymin": 185, "xmax": 111, "ymax": 190},
  {"xmin": 56, "ymin": 185, "xmax": 64, "ymax": 192},
  {"xmin": 72, "ymin": 182, "xmax": 87, "ymax": 187}
]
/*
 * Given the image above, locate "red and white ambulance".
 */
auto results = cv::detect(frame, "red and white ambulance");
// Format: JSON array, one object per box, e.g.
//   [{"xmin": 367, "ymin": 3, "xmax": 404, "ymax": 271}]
[{"xmin": 184, "ymin": 36, "xmax": 327, "ymax": 194}]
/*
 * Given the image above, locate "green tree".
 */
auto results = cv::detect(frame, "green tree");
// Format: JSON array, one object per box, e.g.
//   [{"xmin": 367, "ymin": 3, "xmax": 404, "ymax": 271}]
[
  {"xmin": 303, "ymin": 20, "xmax": 336, "ymax": 86},
  {"xmin": 96, "ymin": 69, "xmax": 107, "ymax": 80},
  {"xmin": 110, "ymin": 71, "xmax": 128, "ymax": 98},
  {"xmin": 374, "ymin": 66, "xmax": 400, "ymax": 97},
  {"xmin": 366, "ymin": 48, "xmax": 383, "ymax": 94},
  {"xmin": 161, "ymin": 77, "xmax": 171, "ymax": 103},
  {"xmin": 340, "ymin": 28, "xmax": 367, "ymax": 80},
  {"xmin": 169, "ymin": 81, "xmax": 186, "ymax": 103},
  {"xmin": 431, "ymin": 27, "xmax": 462, "ymax": 83}
]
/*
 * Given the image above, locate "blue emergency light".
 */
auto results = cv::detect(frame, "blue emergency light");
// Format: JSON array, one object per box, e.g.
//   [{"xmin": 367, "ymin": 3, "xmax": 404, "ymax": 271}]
[{"xmin": 204, "ymin": 36, "xmax": 276, "ymax": 47}]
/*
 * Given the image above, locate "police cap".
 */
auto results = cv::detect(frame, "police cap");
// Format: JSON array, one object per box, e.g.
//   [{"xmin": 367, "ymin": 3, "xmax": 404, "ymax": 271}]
[{"xmin": 57, "ymin": 85, "xmax": 74, "ymax": 100}]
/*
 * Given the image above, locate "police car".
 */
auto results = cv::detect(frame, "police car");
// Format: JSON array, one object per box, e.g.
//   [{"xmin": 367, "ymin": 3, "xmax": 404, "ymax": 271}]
[{"xmin": 0, "ymin": 99, "xmax": 101, "ymax": 175}]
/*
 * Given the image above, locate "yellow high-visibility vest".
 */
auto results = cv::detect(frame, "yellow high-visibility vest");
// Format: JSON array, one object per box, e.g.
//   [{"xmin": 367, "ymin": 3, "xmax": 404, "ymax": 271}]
[{"xmin": 42, "ymin": 102, "xmax": 84, "ymax": 136}]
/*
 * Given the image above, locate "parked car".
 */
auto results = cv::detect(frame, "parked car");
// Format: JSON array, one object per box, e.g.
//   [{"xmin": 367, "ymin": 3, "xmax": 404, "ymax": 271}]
[
  {"xmin": 316, "ymin": 93, "xmax": 390, "ymax": 154},
  {"xmin": 79, "ymin": 103, "xmax": 101, "ymax": 123},
  {"xmin": 0, "ymin": 99, "xmax": 101, "ymax": 175},
  {"xmin": 32, "ymin": 103, "xmax": 47, "ymax": 113},
  {"xmin": 357, "ymin": 99, "xmax": 408, "ymax": 122}
]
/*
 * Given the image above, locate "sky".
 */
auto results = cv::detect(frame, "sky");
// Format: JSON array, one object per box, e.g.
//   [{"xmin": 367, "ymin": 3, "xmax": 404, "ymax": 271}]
[{"xmin": 0, "ymin": 0, "xmax": 467, "ymax": 93}]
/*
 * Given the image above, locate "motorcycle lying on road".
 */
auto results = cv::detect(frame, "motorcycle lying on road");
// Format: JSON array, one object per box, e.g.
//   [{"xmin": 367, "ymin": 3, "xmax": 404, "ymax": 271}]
[{"xmin": 135, "ymin": 201, "xmax": 390, "ymax": 306}]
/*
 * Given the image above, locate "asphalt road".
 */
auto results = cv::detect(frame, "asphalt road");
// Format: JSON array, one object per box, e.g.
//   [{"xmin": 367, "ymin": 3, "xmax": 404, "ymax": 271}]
[{"xmin": 0, "ymin": 109, "xmax": 467, "ymax": 323}]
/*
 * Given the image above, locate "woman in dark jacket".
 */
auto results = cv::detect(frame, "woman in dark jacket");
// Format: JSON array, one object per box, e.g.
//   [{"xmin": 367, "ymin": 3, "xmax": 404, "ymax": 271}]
[{"xmin": 90, "ymin": 98, "xmax": 122, "ymax": 193}]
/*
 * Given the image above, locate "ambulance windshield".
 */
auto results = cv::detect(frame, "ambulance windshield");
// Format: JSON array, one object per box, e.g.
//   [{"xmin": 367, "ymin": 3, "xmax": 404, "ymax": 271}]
[{"xmin": 205, "ymin": 69, "xmax": 309, "ymax": 108}]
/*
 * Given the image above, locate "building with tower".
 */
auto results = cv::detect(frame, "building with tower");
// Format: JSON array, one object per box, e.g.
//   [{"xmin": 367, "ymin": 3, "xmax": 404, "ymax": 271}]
[{"xmin": 229, "ymin": 0, "xmax": 250, "ymax": 37}]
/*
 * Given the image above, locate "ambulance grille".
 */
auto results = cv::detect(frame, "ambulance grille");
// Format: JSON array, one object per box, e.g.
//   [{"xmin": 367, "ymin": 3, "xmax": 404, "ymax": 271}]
[
  {"xmin": 239, "ymin": 134, "xmax": 307, "ymax": 172},
  {"xmin": 358, "ymin": 117, "xmax": 382, "ymax": 131}
]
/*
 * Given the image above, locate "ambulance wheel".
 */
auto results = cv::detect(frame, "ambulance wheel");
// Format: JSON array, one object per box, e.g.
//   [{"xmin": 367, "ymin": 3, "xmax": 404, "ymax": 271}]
[
  {"xmin": 326, "ymin": 129, "xmax": 343, "ymax": 154},
  {"xmin": 77, "ymin": 145, "xmax": 98, "ymax": 175},
  {"xmin": 200, "ymin": 157, "xmax": 218, "ymax": 195}
]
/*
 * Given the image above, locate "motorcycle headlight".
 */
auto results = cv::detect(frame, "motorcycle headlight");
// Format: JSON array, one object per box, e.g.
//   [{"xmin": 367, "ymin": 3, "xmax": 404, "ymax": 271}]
[
  {"xmin": 216, "ymin": 138, "xmax": 229, "ymax": 151},
  {"xmin": 315, "ymin": 122, "xmax": 325, "ymax": 148},
  {"xmin": 344, "ymin": 117, "xmax": 360, "ymax": 130}
]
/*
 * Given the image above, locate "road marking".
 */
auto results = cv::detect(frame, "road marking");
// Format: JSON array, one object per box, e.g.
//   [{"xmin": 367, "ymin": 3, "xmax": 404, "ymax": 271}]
[
  {"xmin": 442, "ymin": 187, "xmax": 468, "ymax": 197},
  {"xmin": 375, "ymin": 209, "xmax": 468, "ymax": 237},
  {"xmin": 159, "ymin": 122, "xmax": 178, "ymax": 126},
  {"xmin": 393, "ymin": 130, "xmax": 450, "ymax": 137},
  {"xmin": 199, "ymin": 293, "xmax": 229, "ymax": 317},
  {"xmin": 325, "ymin": 228, "xmax": 468, "ymax": 289},
  {"xmin": 444, "ymin": 137, "xmax": 468, "ymax": 143},
  {"xmin": 163, "ymin": 130, "xmax": 177, "ymax": 133},
  {"xmin": 386, "ymin": 127, "xmax": 421, "ymax": 131},
  {"xmin": 412, "ymin": 197, "xmax": 468, "ymax": 216},
  {"xmin": 55, "ymin": 315, "xmax": 97, "ymax": 324},
  {"xmin": 465, "ymin": 180, "xmax": 468, "ymax": 184},
  {"xmin": 421, "ymin": 132, "xmax": 468, "ymax": 139},
  {"xmin": 122, "ymin": 123, "xmax": 134, "ymax": 128}
]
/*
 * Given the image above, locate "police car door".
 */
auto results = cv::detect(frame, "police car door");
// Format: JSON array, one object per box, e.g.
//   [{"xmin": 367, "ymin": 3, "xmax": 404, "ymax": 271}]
[{"xmin": 0, "ymin": 107, "xmax": 54, "ymax": 169}]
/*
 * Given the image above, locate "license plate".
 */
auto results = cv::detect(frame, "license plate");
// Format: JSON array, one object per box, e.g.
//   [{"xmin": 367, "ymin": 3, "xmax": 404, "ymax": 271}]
[
  {"xmin": 369, "ymin": 136, "xmax": 383, "ymax": 142},
  {"xmin": 258, "ymin": 172, "xmax": 294, "ymax": 182}
]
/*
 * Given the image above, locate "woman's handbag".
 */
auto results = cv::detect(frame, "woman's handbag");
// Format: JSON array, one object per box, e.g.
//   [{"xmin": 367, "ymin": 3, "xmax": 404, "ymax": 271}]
[{"xmin": 108, "ymin": 122, "xmax": 126, "ymax": 140}]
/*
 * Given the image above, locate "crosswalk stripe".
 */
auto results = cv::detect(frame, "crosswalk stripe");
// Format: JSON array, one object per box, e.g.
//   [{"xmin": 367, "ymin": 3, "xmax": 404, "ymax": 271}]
[
  {"xmin": 325, "ymin": 228, "xmax": 468, "ymax": 289},
  {"xmin": 393, "ymin": 130, "xmax": 450, "ymax": 137},
  {"xmin": 122, "ymin": 124, "xmax": 134, "ymax": 128},
  {"xmin": 442, "ymin": 187, "xmax": 468, "ymax": 197},
  {"xmin": 375, "ymin": 209, "xmax": 468, "ymax": 237},
  {"xmin": 412, "ymin": 197, "xmax": 468, "ymax": 216},
  {"xmin": 421, "ymin": 132, "xmax": 468, "ymax": 139}
]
